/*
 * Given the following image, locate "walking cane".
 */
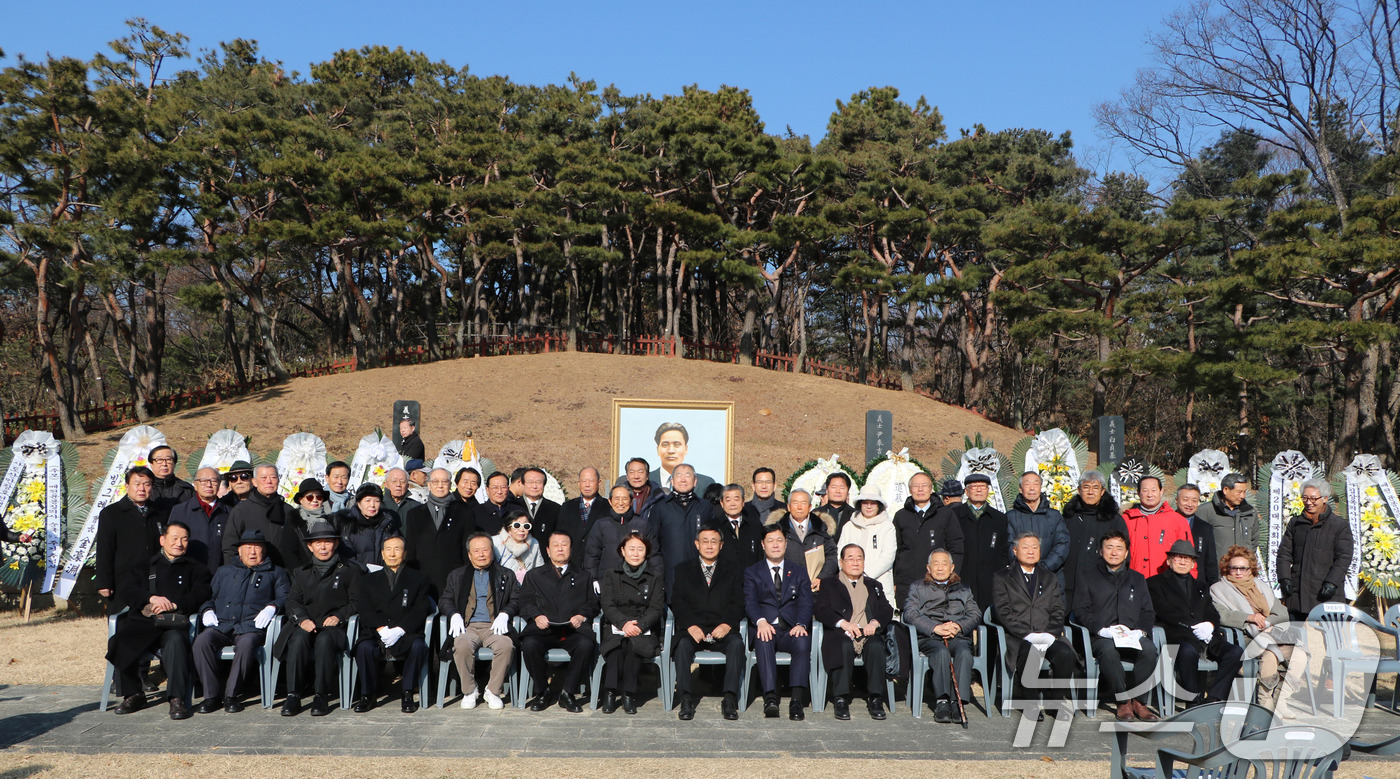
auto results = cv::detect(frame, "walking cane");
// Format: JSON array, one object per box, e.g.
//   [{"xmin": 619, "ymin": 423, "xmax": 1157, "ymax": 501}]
[{"xmin": 943, "ymin": 635, "xmax": 968, "ymax": 729}]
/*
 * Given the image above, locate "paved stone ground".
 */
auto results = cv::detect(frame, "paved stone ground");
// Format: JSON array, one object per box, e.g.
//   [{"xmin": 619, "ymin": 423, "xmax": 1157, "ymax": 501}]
[{"xmin": 1, "ymin": 684, "xmax": 1395, "ymax": 763}]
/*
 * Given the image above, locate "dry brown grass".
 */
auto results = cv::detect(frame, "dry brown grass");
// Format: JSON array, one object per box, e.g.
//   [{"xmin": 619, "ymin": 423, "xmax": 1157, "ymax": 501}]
[
  {"xmin": 66, "ymin": 351, "xmax": 1027, "ymax": 485},
  {"xmin": 0, "ymin": 608, "xmax": 105, "ymax": 686}
]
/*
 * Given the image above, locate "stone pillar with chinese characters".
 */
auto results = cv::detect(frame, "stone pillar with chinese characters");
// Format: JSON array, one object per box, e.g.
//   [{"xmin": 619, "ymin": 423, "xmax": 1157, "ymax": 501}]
[
  {"xmin": 865, "ymin": 410, "xmax": 892, "ymax": 466},
  {"xmin": 1094, "ymin": 415, "xmax": 1125, "ymax": 465}
]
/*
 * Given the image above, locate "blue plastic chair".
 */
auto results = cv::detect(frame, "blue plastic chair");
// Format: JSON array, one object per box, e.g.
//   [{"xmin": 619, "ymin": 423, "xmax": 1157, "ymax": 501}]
[
  {"xmin": 192, "ymin": 614, "xmax": 280, "ymax": 708},
  {"xmin": 1304, "ymin": 602, "xmax": 1400, "ymax": 716},
  {"xmin": 590, "ymin": 612, "xmax": 673, "ymax": 711},
  {"xmin": 985, "ymin": 610, "xmax": 1076, "ymax": 717},
  {"xmin": 347, "ymin": 598, "xmax": 435, "ymax": 711},
  {"xmin": 266, "ymin": 614, "xmax": 357, "ymax": 710},
  {"xmin": 517, "ymin": 615, "xmax": 603, "ymax": 708},
  {"xmin": 100, "ymin": 606, "xmax": 198, "ymax": 711},
  {"xmin": 809, "ymin": 620, "xmax": 897, "ymax": 714},
  {"xmin": 434, "ymin": 613, "xmax": 521, "ymax": 709},
  {"xmin": 740, "ymin": 618, "xmax": 821, "ymax": 709},
  {"xmin": 907, "ymin": 609, "xmax": 994, "ymax": 718}
]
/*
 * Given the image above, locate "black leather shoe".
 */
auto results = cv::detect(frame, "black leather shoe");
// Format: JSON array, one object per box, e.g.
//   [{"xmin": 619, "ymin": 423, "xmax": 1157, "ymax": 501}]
[
  {"xmin": 195, "ymin": 697, "xmax": 223, "ymax": 714},
  {"xmin": 309, "ymin": 695, "xmax": 331, "ymax": 717},
  {"xmin": 114, "ymin": 694, "xmax": 145, "ymax": 715},
  {"xmin": 142, "ymin": 678, "xmax": 160, "ymax": 693},
  {"xmin": 168, "ymin": 698, "xmax": 191, "ymax": 720},
  {"xmin": 402, "ymin": 691, "xmax": 419, "ymax": 714},
  {"xmin": 678, "ymin": 695, "xmax": 696, "ymax": 720},
  {"xmin": 721, "ymin": 695, "xmax": 738, "ymax": 720},
  {"xmin": 526, "ymin": 693, "xmax": 553, "ymax": 712},
  {"xmin": 280, "ymin": 695, "xmax": 301, "ymax": 717},
  {"xmin": 934, "ymin": 697, "xmax": 952, "ymax": 723},
  {"xmin": 353, "ymin": 696, "xmax": 374, "ymax": 713},
  {"xmin": 833, "ymin": 696, "xmax": 851, "ymax": 721},
  {"xmin": 600, "ymin": 690, "xmax": 619, "ymax": 714},
  {"xmin": 789, "ymin": 698, "xmax": 804, "ymax": 721},
  {"xmin": 559, "ymin": 691, "xmax": 583, "ymax": 713},
  {"xmin": 224, "ymin": 697, "xmax": 245, "ymax": 714},
  {"xmin": 867, "ymin": 696, "xmax": 887, "ymax": 720},
  {"xmin": 622, "ymin": 693, "xmax": 637, "ymax": 715},
  {"xmin": 763, "ymin": 695, "xmax": 780, "ymax": 718}
]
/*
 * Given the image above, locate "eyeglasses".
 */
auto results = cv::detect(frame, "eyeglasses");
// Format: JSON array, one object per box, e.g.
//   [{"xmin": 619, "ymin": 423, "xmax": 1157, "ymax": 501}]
[
  {"xmin": 1301, "ymin": 495, "xmax": 1325, "ymax": 502},
  {"xmin": 193, "ymin": 478, "xmax": 219, "ymax": 486},
  {"xmin": 150, "ymin": 457, "xmax": 175, "ymax": 464},
  {"xmin": 1227, "ymin": 566, "xmax": 1252, "ymax": 573},
  {"xmin": 227, "ymin": 473, "xmax": 252, "ymax": 482},
  {"xmin": 509, "ymin": 521, "xmax": 532, "ymax": 531}
]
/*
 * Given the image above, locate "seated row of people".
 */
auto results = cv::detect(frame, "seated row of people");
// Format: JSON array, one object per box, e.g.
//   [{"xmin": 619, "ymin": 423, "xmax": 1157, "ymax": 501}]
[{"xmin": 101, "ymin": 456, "xmax": 1336, "ymax": 724}]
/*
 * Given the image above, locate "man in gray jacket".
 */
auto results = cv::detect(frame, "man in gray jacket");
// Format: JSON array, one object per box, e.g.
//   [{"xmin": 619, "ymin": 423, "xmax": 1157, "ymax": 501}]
[
  {"xmin": 904, "ymin": 549, "xmax": 980, "ymax": 723},
  {"xmin": 1194, "ymin": 473, "xmax": 1259, "ymax": 558}
]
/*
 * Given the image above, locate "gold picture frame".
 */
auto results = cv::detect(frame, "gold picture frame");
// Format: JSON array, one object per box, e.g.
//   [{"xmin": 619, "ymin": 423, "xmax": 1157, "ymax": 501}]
[{"xmin": 611, "ymin": 398, "xmax": 735, "ymax": 491}]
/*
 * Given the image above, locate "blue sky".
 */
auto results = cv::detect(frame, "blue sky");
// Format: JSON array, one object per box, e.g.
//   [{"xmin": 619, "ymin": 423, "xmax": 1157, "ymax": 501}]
[{"xmin": 1, "ymin": 0, "xmax": 1179, "ymax": 173}]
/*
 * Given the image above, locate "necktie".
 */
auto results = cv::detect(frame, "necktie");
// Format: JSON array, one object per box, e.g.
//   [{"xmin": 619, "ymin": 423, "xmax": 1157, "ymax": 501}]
[
  {"xmin": 772, "ymin": 566, "xmax": 782, "ymax": 594},
  {"xmin": 703, "ymin": 564, "xmax": 714, "ymax": 586},
  {"xmin": 557, "ymin": 566, "xmax": 565, "ymax": 577},
  {"xmin": 731, "ymin": 519, "xmax": 741, "ymax": 535},
  {"xmin": 580, "ymin": 500, "xmax": 590, "ymax": 524},
  {"xmin": 530, "ymin": 502, "xmax": 538, "ymax": 519}
]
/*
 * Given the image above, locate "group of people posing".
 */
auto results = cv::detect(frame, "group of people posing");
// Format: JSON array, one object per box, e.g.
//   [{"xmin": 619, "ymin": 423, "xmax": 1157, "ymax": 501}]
[{"xmin": 93, "ymin": 442, "xmax": 1353, "ymax": 726}]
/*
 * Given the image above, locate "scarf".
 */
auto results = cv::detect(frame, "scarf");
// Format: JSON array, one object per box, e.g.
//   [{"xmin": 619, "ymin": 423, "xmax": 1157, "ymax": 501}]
[
  {"xmin": 967, "ymin": 502, "xmax": 986, "ymax": 519},
  {"xmin": 426, "ymin": 492, "xmax": 453, "ymax": 529},
  {"xmin": 249, "ymin": 489, "xmax": 287, "ymax": 524},
  {"xmin": 608, "ymin": 507, "xmax": 635, "ymax": 524},
  {"xmin": 328, "ymin": 490, "xmax": 350, "ymax": 510},
  {"xmin": 1232, "ymin": 575, "xmax": 1271, "ymax": 616},
  {"xmin": 1136, "ymin": 502, "xmax": 1163, "ymax": 516},
  {"xmin": 299, "ymin": 504, "xmax": 327, "ymax": 527},
  {"xmin": 502, "ymin": 537, "xmax": 533, "ymax": 567},
  {"xmin": 311, "ymin": 556, "xmax": 335, "ymax": 578},
  {"xmin": 622, "ymin": 559, "xmax": 648, "ymax": 580},
  {"xmin": 673, "ymin": 489, "xmax": 695, "ymax": 508},
  {"xmin": 384, "ymin": 565, "xmax": 400, "ymax": 592}
]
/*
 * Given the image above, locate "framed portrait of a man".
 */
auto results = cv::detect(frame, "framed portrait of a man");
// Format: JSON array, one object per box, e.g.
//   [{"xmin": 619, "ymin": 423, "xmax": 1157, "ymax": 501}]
[{"xmin": 611, "ymin": 399, "xmax": 734, "ymax": 494}]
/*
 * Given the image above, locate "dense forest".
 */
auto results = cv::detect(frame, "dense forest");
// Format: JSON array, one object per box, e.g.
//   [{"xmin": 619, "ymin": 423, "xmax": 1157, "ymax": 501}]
[{"xmin": 1, "ymin": 0, "xmax": 1398, "ymax": 474}]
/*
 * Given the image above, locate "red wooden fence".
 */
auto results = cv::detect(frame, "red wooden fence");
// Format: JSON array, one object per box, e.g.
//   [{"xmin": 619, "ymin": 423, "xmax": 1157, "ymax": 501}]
[{"xmin": 4, "ymin": 332, "xmax": 919, "ymax": 444}]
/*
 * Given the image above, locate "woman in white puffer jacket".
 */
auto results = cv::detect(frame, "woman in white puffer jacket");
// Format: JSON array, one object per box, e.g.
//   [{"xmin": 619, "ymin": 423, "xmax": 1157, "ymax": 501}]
[{"xmin": 837, "ymin": 483, "xmax": 898, "ymax": 595}]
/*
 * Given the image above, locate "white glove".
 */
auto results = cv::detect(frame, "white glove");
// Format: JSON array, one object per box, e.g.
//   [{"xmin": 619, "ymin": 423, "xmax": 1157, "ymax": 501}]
[
  {"xmin": 593, "ymin": 580, "xmax": 600, "ymax": 595},
  {"xmin": 1192, "ymin": 622, "xmax": 1214, "ymax": 642},
  {"xmin": 253, "ymin": 605, "xmax": 276, "ymax": 629},
  {"xmin": 491, "ymin": 613, "xmax": 510, "ymax": 635},
  {"xmin": 1026, "ymin": 632, "xmax": 1055, "ymax": 649},
  {"xmin": 202, "ymin": 610, "xmax": 219, "ymax": 627},
  {"xmin": 449, "ymin": 614, "xmax": 467, "ymax": 638},
  {"xmin": 378, "ymin": 626, "xmax": 405, "ymax": 647}
]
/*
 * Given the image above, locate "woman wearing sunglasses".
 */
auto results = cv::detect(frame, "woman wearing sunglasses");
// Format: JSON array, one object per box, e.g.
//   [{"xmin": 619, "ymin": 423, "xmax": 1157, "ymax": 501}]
[
  {"xmin": 494, "ymin": 507, "xmax": 544, "ymax": 583},
  {"xmin": 1210, "ymin": 545, "xmax": 1301, "ymax": 712}
]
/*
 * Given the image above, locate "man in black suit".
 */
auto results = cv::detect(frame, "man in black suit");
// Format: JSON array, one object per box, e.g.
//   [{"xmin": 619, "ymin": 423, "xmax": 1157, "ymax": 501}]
[
  {"xmin": 472, "ymin": 471, "xmax": 517, "ymax": 535},
  {"xmin": 672, "ymin": 524, "xmax": 746, "ymax": 720},
  {"xmin": 96, "ymin": 466, "xmax": 165, "ymax": 601},
  {"xmin": 1148, "ymin": 540, "xmax": 1244, "ymax": 706},
  {"xmin": 519, "ymin": 532, "xmax": 599, "ymax": 713},
  {"xmin": 276, "ymin": 522, "xmax": 360, "ymax": 717},
  {"xmin": 557, "ymin": 467, "xmax": 605, "ymax": 568},
  {"xmin": 403, "ymin": 467, "xmax": 474, "ymax": 595},
  {"xmin": 1074, "ymin": 530, "xmax": 1158, "ymax": 722},
  {"xmin": 520, "ymin": 467, "xmax": 562, "ymax": 545},
  {"xmin": 351, "ymin": 535, "xmax": 432, "ymax": 714},
  {"xmin": 814, "ymin": 544, "xmax": 892, "ymax": 720},
  {"xmin": 744, "ymin": 524, "xmax": 814, "ymax": 720},
  {"xmin": 992, "ymin": 532, "xmax": 1078, "ymax": 720},
  {"xmin": 167, "ymin": 467, "xmax": 234, "ymax": 574},
  {"xmin": 106, "ymin": 520, "xmax": 211, "ymax": 719},
  {"xmin": 811, "ymin": 472, "xmax": 855, "ymax": 537},
  {"xmin": 715, "ymin": 484, "xmax": 764, "ymax": 570}
]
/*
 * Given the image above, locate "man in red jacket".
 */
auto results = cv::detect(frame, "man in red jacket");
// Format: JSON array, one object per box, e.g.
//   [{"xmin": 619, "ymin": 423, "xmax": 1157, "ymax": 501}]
[{"xmin": 1120, "ymin": 476, "xmax": 1192, "ymax": 579}]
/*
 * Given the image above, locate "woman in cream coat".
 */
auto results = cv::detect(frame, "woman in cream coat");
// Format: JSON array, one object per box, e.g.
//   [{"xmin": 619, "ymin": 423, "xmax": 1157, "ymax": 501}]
[
  {"xmin": 1210, "ymin": 544, "xmax": 1302, "ymax": 711},
  {"xmin": 837, "ymin": 484, "xmax": 898, "ymax": 595}
]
